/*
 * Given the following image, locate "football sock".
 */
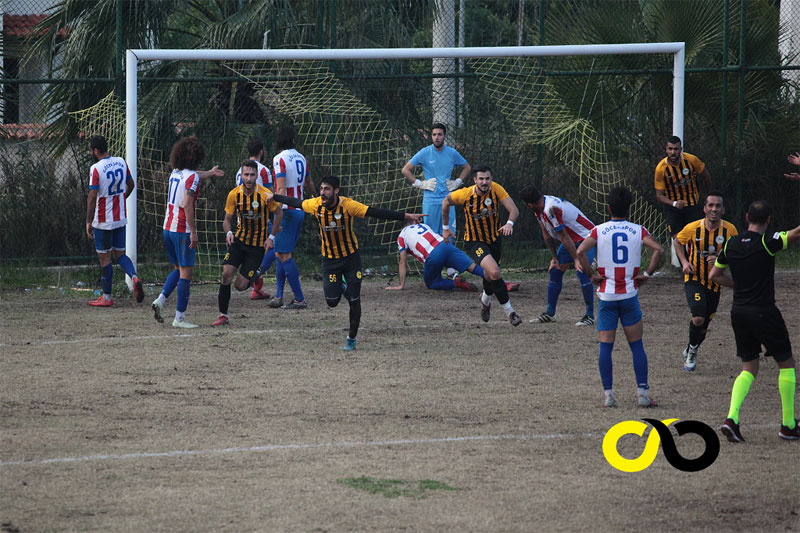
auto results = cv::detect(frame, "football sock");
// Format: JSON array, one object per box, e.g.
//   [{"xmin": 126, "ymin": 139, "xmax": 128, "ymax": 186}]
[
  {"xmin": 116, "ymin": 254, "xmax": 137, "ymax": 278},
  {"xmin": 492, "ymin": 279, "xmax": 509, "ymax": 305},
  {"xmin": 275, "ymin": 259, "xmax": 286, "ymax": 299},
  {"xmin": 281, "ymin": 258, "xmax": 305, "ymax": 302},
  {"xmin": 176, "ymin": 278, "xmax": 190, "ymax": 313},
  {"xmin": 482, "ymin": 278, "xmax": 494, "ymax": 296},
  {"xmin": 629, "ymin": 339, "xmax": 649, "ymax": 390},
  {"xmin": 502, "ymin": 301, "xmax": 513, "ymax": 315},
  {"xmin": 727, "ymin": 370, "xmax": 755, "ymax": 424},
  {"xmin": 218, "ymin": 283, "xmax": 231, "ymax": 315},
  {"xmin": 156, "ymin": 293, "xmax": 166, "ymax": 305},
  {"xmin": 577, "ymin": 269, "xmax": 594, "ymax": 316},
  {"xmin": 260, "ymin": 249, "xmax": 276, "ymax": 274},
  {"xmin": 546, "ymin": 268, "xmax": 564, "ymax": 316},
  {"xmin": 480, "ymin": 291, "xmax": 491, "ymax": 306},
  {"xmin": 175, "ymin": 310, "xmax": 186, "ymax": 320},
  {"xmin": 348, "ymin": 299, "xmax": 361, "ymax": 339},
  {"xmin": 778, "ymin": 368, "xmax": 796, "ymax": 428},
  {"xmin": 162, "ymin": 269, "xmax": 180, "ymax": 298},
  {"xmin": 471, "ymin": 264, "xmax": 485, "ymax": 279},
  {"xmin": 689, "ymin": 321, "xmax": 705, "ymax": 347},
  {"xmin": 599, "ymin": 342, "xmax": 614, "ymax": 390},
  {"xmin": 101, "ymin": 263, "xmax": 113, "ymax": 295}
]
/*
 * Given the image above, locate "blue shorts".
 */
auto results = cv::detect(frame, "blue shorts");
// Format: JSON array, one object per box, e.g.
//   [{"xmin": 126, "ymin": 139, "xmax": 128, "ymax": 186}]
[
  {"xmin": 274, "ymin": 209, "xmax": 304, "ymax": 253},
  {"xmin": 423, "ymin": 243, "xmax": 474, "ymax": 286},
  {"xmin": 163, "ymin": 230, "xmax": 196, "ymax": 267},
  {"xmin": 422, "ymin": 197, "xmax": 456, "ymax": 235},
  {"xmin": 93, "ymin": 226, "xmax": 126, "ymax": 253},
  {"xmin": 597, "ymin": 296, "xmax": 642, "ymax": 331},
  {"xmin": 557, "ymin": 241, "xmax": 595, "ymax": 265}
]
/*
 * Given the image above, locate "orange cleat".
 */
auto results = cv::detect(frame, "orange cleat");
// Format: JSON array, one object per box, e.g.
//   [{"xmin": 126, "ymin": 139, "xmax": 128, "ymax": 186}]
[{"xmin": 88, "ymin": 295, "xmax": 113, "ymax": 307}]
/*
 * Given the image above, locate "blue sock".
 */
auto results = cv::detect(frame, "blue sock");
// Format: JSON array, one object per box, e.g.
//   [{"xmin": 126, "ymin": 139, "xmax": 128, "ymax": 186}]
[
  {"xmin": 599, "ymin": 341, "xmax": 614, "ymax": 390},
  {"xmin": 116, "ymin": 254, "xmax": 137, "ymax": 278},
  {"xmin": 281, "ymin": 258, "xmax": 304, "ymax": 302},
  {"xmin": 101, "ymin": 263, "xmax": 113, "ymax": 295},
  {"xmin": 162, "ymin": 269, "xmax": 180, "ymax": 298},
  {"xmin": 471, "ymin": 264, "xmax": 485, "ymax": 279},
  {"xmin": 176, "ymin": 278, "xmax": 190, "ymax": 313},
  {"xmin": 260, "ymin": 249, "xmax": 276, "ymax": 273},
  {"xmin": 275, "ymin": 260, "xmax": 286, "ymax": 299},
  {"xmin": 546, "ymin": 268, "xmax": 564, "ymax": 316},
  {"xmin": 629, "ymin": 339, "xmax": 649, "ymax": 390},
  {"xmin": 577, "ymin": 269, "xmax": 594, "ymax": 317}
]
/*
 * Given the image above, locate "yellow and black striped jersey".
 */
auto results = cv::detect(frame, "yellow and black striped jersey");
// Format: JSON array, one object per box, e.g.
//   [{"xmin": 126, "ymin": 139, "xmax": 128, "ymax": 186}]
[
  {"xmin": 676, "ymin": 218, "xmax": 738, "ymax": 291},
  {"xmin": 224, "ymin": 184, "xmax": 280, "ymax": 247},
  {"xmin": 301, "ymin": 196, "xmax": 369, "ymax": 259},
  {"xmin": 449, "ymin": 182, "xmax": 510, "ymax": 243},
  {"xmin": 654, "ymin": 152, "xmax": 706, "ymax": 206}
]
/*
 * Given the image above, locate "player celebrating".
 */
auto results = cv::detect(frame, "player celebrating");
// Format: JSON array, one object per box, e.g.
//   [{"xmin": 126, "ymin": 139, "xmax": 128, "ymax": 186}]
[
  {"xmin": 212, "ymin": 160, "xmax": 282, "ymax": 326},
  {"xmin": 674, "ymin": 191, "xmax": 737, "ymax": 371},
  {"xmin": 576, "ymin": 186, "xmax": 664, "ymax": 408},
  {"xmin": 442, "ymin": 165, "xmax": 522, "ymax": 326},
  {"xmin": 520, "ymin": 186, "xmax": 596, "ymax": 326},
  {"xmin": 273, "ymin": 175, "xmax": 423, "ymax": 351},
  {"xmin": 265, "ymin": 125, "xmax": 317, "ymax": 310},
  {"xmin": 235, "ymin": 137, "xmax": 276, "ymax": 301},
  {"xmin": 85, "ymin": 135, "xmax": 144, "ymax": 306},
  {"xmin": 710, "ymin": 200, "xmax": 800, "ymax": 442},
  {"xmin": 385, "ymin": 222, "xmax": 484, "ymax": 292},
  {"xmin": 151, "ymin": 135, "xmax": 224, "ymax": 328}
]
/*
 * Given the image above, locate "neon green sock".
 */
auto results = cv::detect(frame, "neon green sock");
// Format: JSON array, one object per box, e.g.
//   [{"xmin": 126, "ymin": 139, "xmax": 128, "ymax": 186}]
[
  {"xmin": 778, "ymin": 367, "xmax": 796, "ymax": 428},
  {"xmin": 727, "ymin": 370, "xmax": 755, "ymax": 424}
]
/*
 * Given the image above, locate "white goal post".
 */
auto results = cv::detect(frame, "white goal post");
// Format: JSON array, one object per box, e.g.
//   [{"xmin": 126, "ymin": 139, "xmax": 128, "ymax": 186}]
[{"xmin": 124, "ymin": 42, "xmax": 686, "ymax": 281}]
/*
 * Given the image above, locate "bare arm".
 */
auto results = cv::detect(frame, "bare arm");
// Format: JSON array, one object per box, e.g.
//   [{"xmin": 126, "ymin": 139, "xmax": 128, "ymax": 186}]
[
  {"xmin": 276, "ymin": 176, "xmax": 286, "ymax": 196},
  {"xmin": 266, "ymin": 208, "xmax": 282, "ymax": 251},
  {"xmin": 709, "ymin": 265, "xmax": 734, "ymax": 288},
  {"xmin": 656, "ymin": 188, "xmax": 685, "ymax": 209},
  {"xmin": 700, "ymin": 167, "xmax": 711, "ymax": 193},
  {"xmin": 222, "ymin": 212, "xmax": 235, "ymax": 245},
  {"xmin": 635, "ymin": 234, "xmax": 664, "ymax": 284},
  {"xmin": 303, "ymin": 177, "xmax": 317, "ymax": 197},
  {"xmin": 576, "ymin": 237, "xmax": 597, "ymax": 282},
  {"xmin": 673, "ymin": 238, "xmax": 694, "ymax": 274},
  {"xmin": 385, "ymin": 250, "xmax": 409, "ymax": 290},
  {"xmin": 184, "ymin": 190, "xmax": 198, "ymax": 249},
  {"xmin": 196, "ymin": 166, "xmax": 224, "ymax": 181},
  {"xmin": 786, "ymin": 224, "xmax": 800, "ymax": 244},
  {"xmin": 441, "ymin": 194, "xmax": 455, "ymax": 243},
  {"xmin": 124, "ymin": 177, "xmax": 135, "ymax": 200},
  {"xmin": 86, "ymin": 189, "xmax": 98, "ymax": 239},
  {"xmin": 457, "ymin": 162, "xmax": 471, "ymax": 182},
  {"xmin": 401, "ymin": 161, "xmax": 417, "ymax": 184},
  {"xmin": 499, "ymin": 196, "xmax": 519, "ymax": 237}
]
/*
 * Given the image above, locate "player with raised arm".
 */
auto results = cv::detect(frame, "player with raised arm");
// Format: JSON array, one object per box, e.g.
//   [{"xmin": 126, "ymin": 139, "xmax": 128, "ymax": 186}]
[
  {"xmin": 264, "ymin": 125, "xmax": 317, "ymax": 310},
  {"xmin": 211, "ymin": 160, "xmax": 282, "ymax": 326},
  {"xmin": 673, "ymin": 191, "xmax": 737, "ymax": 371},
  {"xmin": 85, "ymin": 135, "xmax": 144, "ymax": 306},
  {"xmin": 709, "ymin": 200, "xmax": 799, "ymax": 442},
  {"xmin": 151, "ymin": 135, "xmax": 224, "ymax": 328},
  {"xmin": 576, "ymin": 186, "xmax": 664, "ymax": 408},
  {"xmin": 521, "ymin": 186, "xmax": 596, "ymax": 326},
  {"xmin": 385, "ymin": 222, "xmax": 483, "ymax": 292},
  {"xmin": 273, "ymin": 175, "xmax": 423, "ymax": 351},
  {"xmin": 442, "ymin": 165, "xmax": 521, "ymax": 326}
]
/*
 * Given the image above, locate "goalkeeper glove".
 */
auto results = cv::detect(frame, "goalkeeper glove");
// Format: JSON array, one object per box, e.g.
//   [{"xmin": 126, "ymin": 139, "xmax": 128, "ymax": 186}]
[
  {"xmin": 446, "ymin": 178, "xmax": 463, "ymax": 191},
  {"xmin": 412, "ymin": 178, "xmax": 437, "ymax": 191}
]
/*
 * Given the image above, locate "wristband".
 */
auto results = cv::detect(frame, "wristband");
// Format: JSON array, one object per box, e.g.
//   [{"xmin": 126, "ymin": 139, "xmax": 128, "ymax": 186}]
[
  {"xmin": 226, "ymin": 230, "xmax": 233, "ymax": 238},
  {"xmin": 641, "ymin": 271, "xmax": 650, "ymax": 277},
  {"xmin": 268, "ymin": 234, "xmax": 275, "ymax": 240},
  {"xmin": 507, "ymin": 220, "xmax": 515, "ymax": 226},
  {"xmin": 672, "ymin": 201, "xmax": 677, "ymax": 207}
]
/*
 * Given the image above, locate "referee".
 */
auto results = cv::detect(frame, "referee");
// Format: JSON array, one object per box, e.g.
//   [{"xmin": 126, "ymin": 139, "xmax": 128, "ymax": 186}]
[
  {"xmin": 709, "ymin": 200, "xmax": 800, "ymax": 442},
  {"xmin": 274, "ymin": 175, "xmax": 424, "ymax": 351}
]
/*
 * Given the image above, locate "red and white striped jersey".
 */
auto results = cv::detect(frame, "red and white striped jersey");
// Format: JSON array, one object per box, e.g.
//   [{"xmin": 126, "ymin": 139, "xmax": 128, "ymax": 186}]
[
  {"xmin": 273, "ymin": 149, "xmax": 309, "ymax": 210},
  {"xmin": 591, "ymin": 220, "xmax": 649, "ymax": 301},
  {"xmin": 397, "ymin": 223, "xmax": 443, "ymax": 263},
  {"xmin": 535, "ymin": 195, "xmax": 595, "ymax": 243},
  {"xmin": 89, "ymin": 156, "xmax": 131, "ymax": 230},
  {"xmin": 235, "ymin": 160, "xmax": 273, "ymax": 190},
  {"xmin": 162, "ymin": 168, "xmax": 199, "ymax": 233}
]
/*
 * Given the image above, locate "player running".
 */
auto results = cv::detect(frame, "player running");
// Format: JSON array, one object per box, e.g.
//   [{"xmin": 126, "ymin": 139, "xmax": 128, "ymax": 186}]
[
  {"xmin": 577, "ymin": 186, "xmax": 664, "ymax": 408},
  {"xmin": 85, "ymin": 134, "xmax": 144, "ymax": 306}
]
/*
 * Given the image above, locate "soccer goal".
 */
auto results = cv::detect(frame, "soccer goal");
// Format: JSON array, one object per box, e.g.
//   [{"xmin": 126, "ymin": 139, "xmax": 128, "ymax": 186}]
[{"xmin": 73, "ymin": 42, "xmax": 686, "ymax": 283}]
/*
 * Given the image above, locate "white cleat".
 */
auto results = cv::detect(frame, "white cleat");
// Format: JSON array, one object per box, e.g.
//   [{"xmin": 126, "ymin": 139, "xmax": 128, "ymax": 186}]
[{"xmin": 172, "ymin": 317, "xmax": 199, "ymax": 329}]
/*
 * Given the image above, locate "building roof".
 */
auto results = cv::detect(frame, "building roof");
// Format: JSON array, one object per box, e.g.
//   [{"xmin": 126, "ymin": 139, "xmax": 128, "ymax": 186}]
[
  {"xmin": 0, "ymin": 123, "xmax": 51, "ymax": 140},
  {"xmin": 3, "ymin": 14, "xmax": 68, "ymax": 38}
]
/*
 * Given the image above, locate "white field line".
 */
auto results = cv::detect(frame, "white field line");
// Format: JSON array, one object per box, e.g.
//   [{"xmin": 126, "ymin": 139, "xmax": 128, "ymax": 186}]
[{"xmin": 0, "ymin": 433, "xmax": 594, "ymax": 467}]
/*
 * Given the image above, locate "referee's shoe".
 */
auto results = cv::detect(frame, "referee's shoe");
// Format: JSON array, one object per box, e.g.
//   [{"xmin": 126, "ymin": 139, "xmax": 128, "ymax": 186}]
[{"xmin": 779, "ymin": 420, "xmax": 800, "ymax": 440}]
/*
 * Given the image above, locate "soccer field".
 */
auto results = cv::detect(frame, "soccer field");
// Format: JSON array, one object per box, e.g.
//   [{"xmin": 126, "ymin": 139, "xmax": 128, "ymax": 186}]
[{"xmin": 1, "ymin": 272, "xmax": 799, "ymax": 531}]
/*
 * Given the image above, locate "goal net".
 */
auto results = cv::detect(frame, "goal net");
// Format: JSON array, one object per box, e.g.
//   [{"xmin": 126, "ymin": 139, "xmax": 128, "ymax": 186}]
[{"xmin": 71, "ymin": 44, "xmax": 685, "ymax": 280}]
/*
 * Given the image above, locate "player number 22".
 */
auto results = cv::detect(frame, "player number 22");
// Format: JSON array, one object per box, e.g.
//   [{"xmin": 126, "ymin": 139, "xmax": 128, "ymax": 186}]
[{"xmin": 106, "ymin": 168, "xmax": 125, "ymax": 195}]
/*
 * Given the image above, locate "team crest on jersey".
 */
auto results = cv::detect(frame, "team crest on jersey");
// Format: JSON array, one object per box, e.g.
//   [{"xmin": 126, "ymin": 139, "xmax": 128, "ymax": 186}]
[
  {"xmin": 715, "ymin": 235, "xmax": 725, "ymax": 244},
  {"xmin": 484, "ymin": 198, "xmax": 492, "ymax": 206},
  {"xmin": 251, "ymin": 200, "xmax": 259, "ymax": 209},
  {"xmin": 356, "ymin": 271, "xmax": 362, "ymax": 279},
  {"xmin": 334, "ymin": 212, "xmax": 342, "ymax": 220},
  {"xmin": 682, "ymin": 167, "xmax": 690, "ymax": 175}
]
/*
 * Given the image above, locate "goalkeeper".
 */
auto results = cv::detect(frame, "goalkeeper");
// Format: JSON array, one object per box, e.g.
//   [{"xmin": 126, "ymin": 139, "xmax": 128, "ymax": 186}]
[{"xmin": 402, "ymin": 122, "xmax": 471, "ymax": 240}]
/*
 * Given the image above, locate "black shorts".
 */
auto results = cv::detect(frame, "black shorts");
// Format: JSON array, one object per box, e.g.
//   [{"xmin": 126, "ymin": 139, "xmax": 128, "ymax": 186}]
[
  {"xmin": 322, "ymin": 252, "xmax": 362, "ymax": 303},
  {"xmin": 684, "ymin": 281, "xmax": 720, "ymax": 320},
  {"xmin": 664, "ymin": 203, "xmax": 703, "ymax": 237},
  {"xmin": 730, "ymin": 305, "xmax": 792, "ymax": 363},
  {"xmin": 223, "ymin": 239, "xmax": 263, "ymax": 281},
  {"xmin": 465, "ymin": 238, "xmax": 501, "ymax": 265}
]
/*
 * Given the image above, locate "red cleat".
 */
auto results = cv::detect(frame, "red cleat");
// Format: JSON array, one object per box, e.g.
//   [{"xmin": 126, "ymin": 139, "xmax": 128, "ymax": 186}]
[
  {"xmin": 211, "ymin": 314, "xmax": 229, "ymax": 326},
  {"xmin": 453, "ymin": 275, "xmax": 477, "ymax": 292},
  {"xmin": 132, "ymin": 276, "xmax": 145, "ymax": 303},
  {"xmin": 253, "ymin": 275, "xmax": 264, "ymax": 291},
  {"xmin": 505, "ymin": 282, "xmax": 520, "ymax": 292},
  {"xmin": 250, "ymin": 288, "xmax": 270, "ymax": 300},
  {"xmin": 88, "ymin": 295, "xmax": 113, "ymax": 307}
]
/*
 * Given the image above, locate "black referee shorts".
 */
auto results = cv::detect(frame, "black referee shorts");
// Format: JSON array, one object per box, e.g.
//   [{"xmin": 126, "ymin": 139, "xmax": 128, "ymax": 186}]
[
  {"xmin": 464, "ymin": 238, "xmax": 502, "ymax": 265},
  {"xmin": 322, "ymin": 252, "xmax": 362, "ymax": 303},
  {"xmin": 730, "ymin": 304, "xmax": 792, "ymax": 363},
  {"xmin": 223, "ymin": 239, "xmax": 263, "ymax": 280}
]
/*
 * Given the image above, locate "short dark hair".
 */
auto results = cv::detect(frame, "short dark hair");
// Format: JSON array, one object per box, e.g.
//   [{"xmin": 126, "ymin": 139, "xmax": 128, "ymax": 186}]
[
  {"xmin": 747, "ymin": 200, "xmax": 771, "ymax": 224},
  {"xmin": 89, "ymin": 135, "xmax": 107, "ymax": 153},
  {"xmin": 241, "ymin": 159, "xmax": 258, "ymax": 172},
  {"xmin": 321, "ymin": 175, "xmax": 340, "ymax": 190},
  {"xmin": 667, "ymin": 135, "xmax": 682, "ymax": 145},
  {"xmin": 170, "ymin": 135, "xmax": 206, "ymax": 170},
  {"xmin": 431, "ymin": 122, "xmax": 447, "ymax": 135},
  {"xmin": 246, "ymin": 138, "xmax": 264, "ymax": 157},
  {"xmin": 276, "ymin": 125, "xmax": 296, "ymax": 151},
  {"xmin": 472, "ymin": 164, "xmax": 492, "ymax": 177},
  {"xmin": 520, "ymin": 186, "xmax": 542, "ymax": 205},
  {"xmin": 704, "ymin": 190, "xmax": 724, "ymax": 206},
  {"xmin": 607, "ymin": 186, "xmax": 633, "ymax": 218}
]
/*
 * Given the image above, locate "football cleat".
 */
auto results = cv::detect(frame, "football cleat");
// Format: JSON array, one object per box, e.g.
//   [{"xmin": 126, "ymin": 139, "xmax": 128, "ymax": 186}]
[
  {"xmin": 778, "ymin": 419, "xmax": 800, "ymax": 440},
  {"xmin": 172, "ymin": 317, "xmax": 199, "ymax": 329},
  {"xmin": 281, "ymin": 299, "xmax": 308, "ymax": 310},
  {"xmin": 509, "ymin": 311, "xmax": 522, "ymax": 326},
  {"xmin": 88, "ymin": 295, "xmax": 113, "ymax": 307},
  {"xmin": 603, "ymin": 393, "xmax": 616, "ymax": 408},
  {"xmin": 505, "ymin": 282, "xmax": 520, "ymax": 292},
  {"xmin": 250, "ymin": 288, "xmax": 270, "ymax": 300},
  {"xmin": 211, "ymin": 315, "xmax": 229, "ymax": 327},
  {"xmin": 252, "ymin": 275, "xmax": 264, "ymax": 291},
  {"xmin": 721, "ymin": 418, "xmax": 745, "ymax": 443},
  {"xmin": 344, "ymin": 337, "xmax": 357, "ymax": 351},
  {"xmin": 132, "ymin": 276, "xmax": 145, "ymax": 303},
  {"xmin": 267, "ymin": 297, "xmax": 284, "ymax": 308},
  {"xmin": 151, "ymin": 298, "xmax": 164, "ymax": 323},
  {"xmin": 453, "ymin": 276, "xmax": 478, "ymax": 292},
  {"xmin": 480, "ymin": 298, "xmax": 491, "ymax": 323},
  {"xmin": 683, "ymin": 345, "xmax": 698, "ymax": 372},
  {"xmin": 575, "ymin": 315, "xmax": 595, "ymax": 327},
  {"xmin": 637, "ymin": 390, "xmax": 658, "ymax": 408},
  {"xmin": 530, "ymin": 312, "xmax": 556, "ymax": 324}
]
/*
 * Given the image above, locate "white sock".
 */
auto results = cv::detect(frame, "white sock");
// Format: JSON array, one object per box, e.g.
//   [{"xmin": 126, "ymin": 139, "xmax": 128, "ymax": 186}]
[
  {"xmin": 103, "ymin": 294, "xmax": 112, "ymax": 301},
  {"xmin": 637, "ymin": 387, "xmax": 649, "ymax": 396},
  {"xmin": 157, "ymin": 294, "xmax": 166, "ymax": 305},
  {"xmin": 604, "ymin": 390, "xmax": 614, "ymax": 398},
  {"xmin": 480, "ymin": 292, "xmax": 491, "ymax": 306},
  {"xmin": 175, "ymin": 311, "xmax": 186, "ymax": 321},
  {"xmin": 502, "ymin": 301, "xmax": 513, "ymax": 314}
]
